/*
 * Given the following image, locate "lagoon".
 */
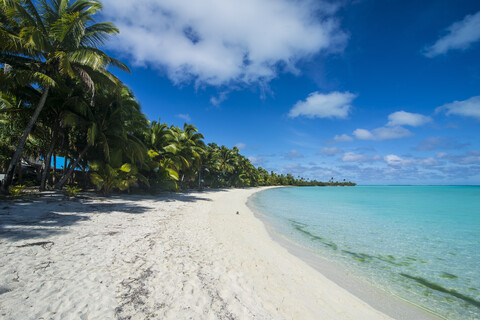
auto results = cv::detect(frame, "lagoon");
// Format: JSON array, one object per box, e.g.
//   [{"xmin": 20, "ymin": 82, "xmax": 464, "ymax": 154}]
[{"xmin": 249, "ymin": 186, "xmax": 480, "ymax": 319}]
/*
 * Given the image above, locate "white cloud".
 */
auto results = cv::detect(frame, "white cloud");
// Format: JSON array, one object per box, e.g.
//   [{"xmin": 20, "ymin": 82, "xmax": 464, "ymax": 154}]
[
  {"xmin": 436, "ymin": 95, "xmax": 480, "ymax": 120},
  {"xmin": 289, "ymin": 91, "xmax": 356, "ymax": 119},
  {"xmin": 176, "ymin": 113, "xmax": 191, "ymax": 122},
  {"xmin": 424, "ymin": 11, "xmax": 480, "ymax": 57},
  {"xmin": 336, "ymin": 110, "xmax": 425, "ymax": 143},
  {"xmin": 436, "ymin": 151, "xmax": 480, "ymax": 165},
  {"xmin": 102, "ymin": 0, "xmax": 347, "ymax": 87},
  {"xmin": 436, "ymin": 152, "xmax": 449, "ymax": 159},
  {"xmin": 384, "ymin": 154, "xmax": 411, "ymax": 167},
  {"xmin": 317, "ymin": 147, "xmax": 343, "ymax": 156},
  {"xmin": 342, "ymin": 152, "xmax": 380, "ymax": 163},
  {"xmin": 420, "ymin": 157, "xmax": 442, "ymax": 167},
  {"xmin": 353, "ymin": 126, "xmax": 412, "ymax": 141},
  {"xmin": 414, "ymin": 137, "xmax": 469, "ymax": 151},
  {"xmin": 285, "ymin": 150, "xmax": 304, "ymax": 159},
  {"xmin": 385, "ymin": 154, "xmax": 441, "ymax": 167},
  {"xmin": 387, "ymin": 111, "xmax": 432, "ymax": 127},
  {"xmin": 210, "ymin": 91, "xmax": 229, "ymax": 106},
  {"xmin": 352, "ymin": 128, "xmax": 374, "ymax": 140},
  {"xmin": 248, "ymin": 156, "xmax": 264, "ymax": 166},
  {"xmin": 333, "ymin": 134, "xmax": 354, "ymax": 142},
  {"xmin": 235, "ymin": 142, "xmax": 246, "ymax": 149}
]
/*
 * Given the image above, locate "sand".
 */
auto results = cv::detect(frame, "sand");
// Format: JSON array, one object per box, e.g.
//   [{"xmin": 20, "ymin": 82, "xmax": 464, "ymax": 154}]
[{"xmin": 0, "ymin": 187, "xmax": 393, "ymax": 319}]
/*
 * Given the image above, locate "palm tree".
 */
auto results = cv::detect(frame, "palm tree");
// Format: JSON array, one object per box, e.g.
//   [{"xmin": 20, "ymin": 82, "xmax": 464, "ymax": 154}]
[
  {"xmin": 143, "ymin": 120, "xmax": 181, "ymax": 190},
  {"xmin": 166, "ymin": 123, "xmax": 205, "ymax": 185},
  {"xmin": 218, "ymin": 146, "xmax": 237, "ymax": 173},
  {"xmin": 0, "ymin": 0, "xmax": 129, "ymax": 194},
  {"xmin": 229, "ymin": 155, "xmax": 256, "ymax": 187},
  {"xmin": 37, "ymin": 77, "xmax": 79, "ymax": 190},
  {"xmin": 55, "ymin": 85, "xmax": 145, "ymax": 190}
]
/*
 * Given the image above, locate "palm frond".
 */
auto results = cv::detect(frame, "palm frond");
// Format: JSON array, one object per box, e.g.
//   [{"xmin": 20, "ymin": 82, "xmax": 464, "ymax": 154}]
[
  {"xmin": 56, "ymin": 51, "xmax": 76, "ymax": 78},
  {"xmin": 82, "ymin": 22, "xmax": 118, "ymax": 47},
  {"xmin": 32, "ymin": 72, "xmax": 56, "ymax": 87},
  {"xmin": 50, "ymin": 11, "xmax": 83, "ymax": 44},
  {"xmin": 87, "ymin": 122, "xmax": 97, "ymax": 145},
  {"xmin": 69, "ymin": 0, "xmax": 103, "ymax": 15},
  {"xmin": 67, "ymin": 47, "xmax": 130, "ymax": 72},
  {"xmin": 20, "ymin": 0, "xmax": 48, "ymax": 35},
  {"xmin": 62, "ymin": 110, "xmax": 87, "ymax": 127}
]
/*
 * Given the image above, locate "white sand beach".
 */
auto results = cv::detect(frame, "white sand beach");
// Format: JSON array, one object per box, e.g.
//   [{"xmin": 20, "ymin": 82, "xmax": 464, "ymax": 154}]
[{"xmin": 0, "ymin": 187, "xmax": 393, "ymax": 319}]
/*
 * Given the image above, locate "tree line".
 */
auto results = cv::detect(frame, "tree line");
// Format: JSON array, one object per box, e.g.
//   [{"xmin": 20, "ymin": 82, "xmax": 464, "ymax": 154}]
[{"xmin": 0, "ymin": 0, "xmax": 355, "ymax": 195}]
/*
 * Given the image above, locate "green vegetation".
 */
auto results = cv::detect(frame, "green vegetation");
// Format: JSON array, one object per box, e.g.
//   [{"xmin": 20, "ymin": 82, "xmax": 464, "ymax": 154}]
[
  {"xmin": 64, "ymin": 184, "xmax": 81, "ymax": 198},
  {"xmin": 0, "ymin": 0, "xmax": 355, "ymax": 195},
  {"xmin": 8, "ymin": 184, "xmax": 25, "ymax": 197}
]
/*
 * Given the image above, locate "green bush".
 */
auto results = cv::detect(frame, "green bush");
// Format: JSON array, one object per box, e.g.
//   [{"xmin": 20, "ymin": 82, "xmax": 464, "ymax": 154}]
[
  {"xmin": 8, "ymin": 184, "xmax": 25, "ymax": 197},
  {"xmin": 64, "ymin": 184, "xmax": 81, "ymax": 198}
]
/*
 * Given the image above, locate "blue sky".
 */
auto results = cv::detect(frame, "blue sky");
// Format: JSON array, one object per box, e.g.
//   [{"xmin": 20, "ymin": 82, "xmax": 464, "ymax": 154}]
[{"xmin": 99, "ymin": 0, "xmax": 480, "ymax": 185}]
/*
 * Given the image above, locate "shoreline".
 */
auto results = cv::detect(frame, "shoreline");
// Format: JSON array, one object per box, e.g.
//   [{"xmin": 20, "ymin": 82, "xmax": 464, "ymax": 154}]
[
  {"xmin": 203, "ymin": 186, "xmax": 391, "ymax": 319},
  {"xmin": 248, "ymin": 187, "xmax": 442, "ymax": 320},
  {"xmin": 0, "ymin": 187, "xmax": 436, "ymax": 319}
]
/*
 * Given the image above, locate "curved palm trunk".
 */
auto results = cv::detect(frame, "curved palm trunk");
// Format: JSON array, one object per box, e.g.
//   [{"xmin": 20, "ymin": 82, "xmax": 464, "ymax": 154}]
[
  {"xmin": 1, "ymin": 86, "xmax": 50, "ymax": 194},
  {"xmin": 54, "ymin": 144, "xmax": 89, "ymax": 190},
  {"xmin": 40, "ymin": 126, "xmax": 58, "ymax": 191}
]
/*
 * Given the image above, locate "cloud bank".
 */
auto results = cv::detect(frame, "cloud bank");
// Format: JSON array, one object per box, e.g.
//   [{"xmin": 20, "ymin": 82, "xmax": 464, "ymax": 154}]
[
  {"xmin": 424, "ymin": 11, "xmax": 480, "ymax": 57},
  {"xmin": 289, "ymin": 91, "xmax": 356, "ymax": 119},
  {"xmin": 102, "ymin": 0, "xmax": 347, "ymax": 87}
]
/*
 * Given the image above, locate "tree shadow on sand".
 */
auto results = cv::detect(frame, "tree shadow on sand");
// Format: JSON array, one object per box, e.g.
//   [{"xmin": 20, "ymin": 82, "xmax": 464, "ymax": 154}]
[
  {"xmin": 0, "ymin": 189, "xmax": 225, "ymax": 242},
  {"xmin": 109, "ymin": 188, "xmax": 229, "ymax": 203}
]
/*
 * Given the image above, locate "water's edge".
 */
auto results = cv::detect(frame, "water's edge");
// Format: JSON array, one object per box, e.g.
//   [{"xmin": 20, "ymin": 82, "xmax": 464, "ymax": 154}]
[{"xmin": 247, "ymin": 188, "xmax": 444, "ymax": 320}]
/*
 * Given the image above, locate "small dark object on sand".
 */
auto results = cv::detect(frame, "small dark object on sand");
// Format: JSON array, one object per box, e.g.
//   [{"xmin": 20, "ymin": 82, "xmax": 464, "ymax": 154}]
[{"xmin": 236, "ymin": 211, "xmax": 239, "ymax": 215}]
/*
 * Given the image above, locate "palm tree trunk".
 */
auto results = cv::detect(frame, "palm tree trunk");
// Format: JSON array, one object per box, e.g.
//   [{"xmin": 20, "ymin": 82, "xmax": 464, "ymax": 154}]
[
  {"xmin": 53, "ymin": 153, "xmax": 56, "ymax": 184},
  {"xmin": 55, "ymin": 145, "xmax": 89, "ymax": 190},
  {"xmin": 17, "ymin": 158, "xmax": 22, "ymax": 185},
  {"xmin": 82, "ymin": 166, "xmax": 87, "ymax": 189},
  {"xmin": 40, "ymin": 126, "xmax": 58, "ymax": 191},
  {"xmin": 1, "ymin": 86, "xmax": 50, "ymax": 194},
  {"xmin": 198, "ymin": 170, "xmax": 201, "ymax": 190}
]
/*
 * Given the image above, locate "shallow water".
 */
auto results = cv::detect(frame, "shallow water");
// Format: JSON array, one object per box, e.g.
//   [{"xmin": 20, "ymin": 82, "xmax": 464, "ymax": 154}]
[{"xmin": 248, "ymin": 186, "xmax": 480, "ymax": 320}]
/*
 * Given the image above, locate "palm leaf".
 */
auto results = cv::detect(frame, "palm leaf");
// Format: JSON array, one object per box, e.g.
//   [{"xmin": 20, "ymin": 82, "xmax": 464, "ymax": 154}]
[
  {"xmin": 163, "ymin": 144, "xmax": 178, "ymax": 154},
  {"xmin": 166, "ymin": 168, "xmax": 179, "ymax": 181},
  {"xmin": 87, "ymin": 122, "xmax": 97, "ymax": 145},
  {"xmin": 119, "ymin": 163, "xmax": 131, "ymax": 173}
]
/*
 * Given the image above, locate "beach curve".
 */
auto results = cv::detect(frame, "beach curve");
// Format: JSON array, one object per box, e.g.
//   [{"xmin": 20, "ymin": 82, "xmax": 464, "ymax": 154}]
[{"xmin": 1, "ymin": 187, "xmax": 392, "ymax": 319}]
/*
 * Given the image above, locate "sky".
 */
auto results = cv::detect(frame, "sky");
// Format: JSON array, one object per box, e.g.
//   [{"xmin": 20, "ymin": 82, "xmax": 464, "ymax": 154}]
[{"xmin": 98, "ymin": 0, "xmax": 480, "ymax": 185}]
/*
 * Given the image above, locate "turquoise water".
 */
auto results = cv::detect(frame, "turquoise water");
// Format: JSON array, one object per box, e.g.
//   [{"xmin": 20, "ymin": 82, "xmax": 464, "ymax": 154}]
[{"xmin": 248, "ymin": 186, "xmax": 480, "ymax": 320}]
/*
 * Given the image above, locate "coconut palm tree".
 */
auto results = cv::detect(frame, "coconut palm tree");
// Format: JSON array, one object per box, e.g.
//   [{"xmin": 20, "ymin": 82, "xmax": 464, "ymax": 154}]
[
  {"xmin": 0, "ymin": 0, "xmax": 129, "ymax": 194},
  {"xmin": 166, "ymin": 123, "xmax": 205, "ymax": 185},
  {"xmin": 55, "ymin": 85, "xmax": 145, "ymax": 190}
]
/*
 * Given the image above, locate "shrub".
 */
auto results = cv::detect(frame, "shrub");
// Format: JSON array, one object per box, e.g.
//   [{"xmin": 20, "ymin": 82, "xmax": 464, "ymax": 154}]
[
  {"xmin": 64, "ymin": 184, "xmax": 81, "ymax": 198},
  {"xmin": 8, "ymin": 184, "xmax": 25, "ymax": 197}
]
